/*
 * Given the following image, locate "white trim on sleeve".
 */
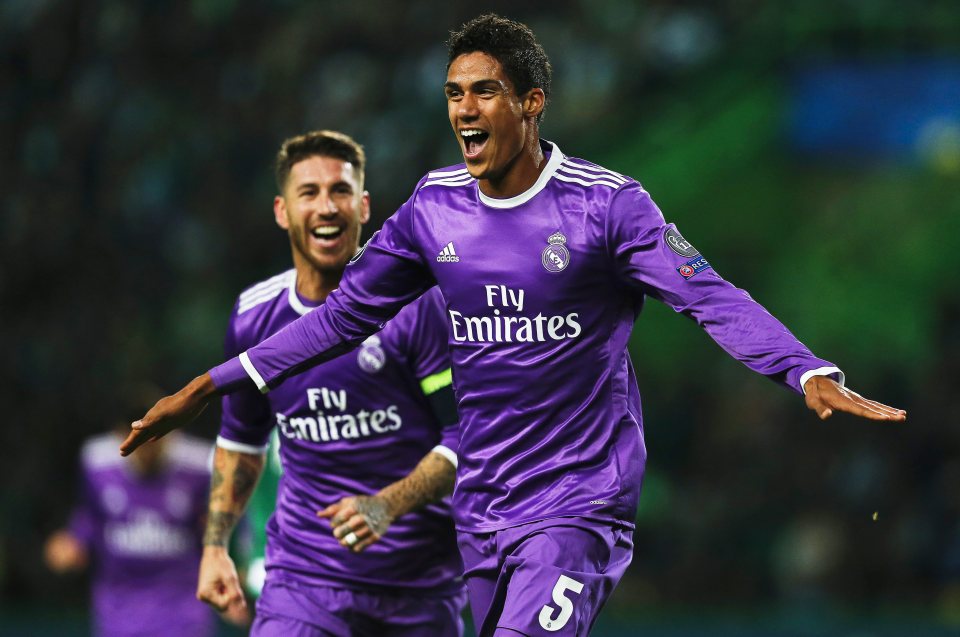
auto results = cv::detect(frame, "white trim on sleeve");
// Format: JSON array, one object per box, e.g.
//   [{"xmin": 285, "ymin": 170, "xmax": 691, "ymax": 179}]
[
  {"xmin": 239, "ymin": 351, "xmax": 269, "ymax": 394},
  {"xmin": 430, "ymin": 445, "xmax": 458, "ymax": 469},
  {"xmin": 800, "ymin": 366, "xmax": 846, "ymax": 395},
  {"xmin": 216, "ymin": 435, "xmax": 270, "ymax": 455}
]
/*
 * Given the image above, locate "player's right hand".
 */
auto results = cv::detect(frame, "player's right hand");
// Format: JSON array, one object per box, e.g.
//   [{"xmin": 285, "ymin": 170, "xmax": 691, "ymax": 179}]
[
  {"xmin": 197, "ymin": 545, "xmax": 247, "ymax": 613},
  {"xmin": 120, "ymin": 373, "xmax": 216, "ymax": 456}
]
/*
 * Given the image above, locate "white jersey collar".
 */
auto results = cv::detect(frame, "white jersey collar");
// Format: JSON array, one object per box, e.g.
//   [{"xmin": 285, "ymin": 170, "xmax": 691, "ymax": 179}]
[
  {"xmin": 287, "ymin": 271, "xmax": 317, "ymax": 316},
  {"xmin": 477, "ymin": 140, "xmax": 564, "ymax": 209}
]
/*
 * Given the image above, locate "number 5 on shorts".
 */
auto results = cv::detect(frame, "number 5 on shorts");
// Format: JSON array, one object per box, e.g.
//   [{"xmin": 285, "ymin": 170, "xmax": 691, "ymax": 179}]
[{"xmin": 538, "ymin": 574, "xmax": 584, "ymax": 632}]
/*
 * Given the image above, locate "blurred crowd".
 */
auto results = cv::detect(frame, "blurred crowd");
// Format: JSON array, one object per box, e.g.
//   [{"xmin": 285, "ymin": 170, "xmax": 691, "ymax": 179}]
[{"xmin": 2, "ymin": 0, "xmax": 959, "ymax": 627}]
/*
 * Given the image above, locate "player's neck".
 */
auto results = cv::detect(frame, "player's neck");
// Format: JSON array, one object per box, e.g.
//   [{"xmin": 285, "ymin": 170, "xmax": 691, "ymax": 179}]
[
  {"xmin": 293, "ymin": 260, "xmax": 341, "ymax": 302},
  {"xmin": 478, "ymin": 132, "xmax": 546, "ymax": 199}
]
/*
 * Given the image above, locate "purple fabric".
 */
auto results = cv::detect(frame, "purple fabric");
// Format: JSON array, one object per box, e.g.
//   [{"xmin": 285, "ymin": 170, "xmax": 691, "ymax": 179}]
[
  {"xmin": 457, "ymin": 517, "xmax": 633, "ymax": 636},
  {"xmin": 209, "ymin": 140, "xmax": 839, "ymax": 534},
  {"xmin": 253, "ymin": 579, "xmax": 466, "ymax": 637},
  {"xmin": 71, "ymin": 433, "xmax": 216, "ymax": 637},
  {"xmin": 218, "ymin": 276, "xmax": 462, "ymax": 592}
]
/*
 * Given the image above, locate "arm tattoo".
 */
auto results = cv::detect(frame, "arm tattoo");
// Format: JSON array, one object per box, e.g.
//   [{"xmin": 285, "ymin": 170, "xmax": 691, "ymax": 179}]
[
  {"xmin": 376, "ymin": 452, "xmax": 456, "ymax": 523},
  {"xmin": 203, "ymin": 447, "xmax": 265, "ymax": 547},
  {"xmin": 203, "ymin": 511, "xmax": 238, "ymax": 547}
]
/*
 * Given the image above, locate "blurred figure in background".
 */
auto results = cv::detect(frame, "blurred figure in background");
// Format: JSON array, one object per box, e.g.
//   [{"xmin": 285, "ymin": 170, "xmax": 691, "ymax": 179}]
[
  {"xmin": 44, "ymin": 386, "xmax": 227, "ymax": 637},
  {"xmin": 194, "ymin": 130, "xmax": 466, "ymax": 636}
]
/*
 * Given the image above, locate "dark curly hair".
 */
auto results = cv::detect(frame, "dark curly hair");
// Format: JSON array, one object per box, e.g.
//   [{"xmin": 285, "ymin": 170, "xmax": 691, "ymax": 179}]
[{"xmin": 447, "ymin": 14, "xmax": 552, "ymax": 122}]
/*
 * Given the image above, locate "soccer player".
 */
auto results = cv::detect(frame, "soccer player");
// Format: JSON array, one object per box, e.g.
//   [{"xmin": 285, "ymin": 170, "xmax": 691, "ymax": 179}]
[
  {"xmin": 123, "ymin": 15, "xmax": 906, "ymax": 637},
  {"xmin": 192, "ymin": 130, "xmax": 466, "ymax": 636},
  {"xmin": 45, "ymin": 419, "xmax": 218, "ymax": 637}
]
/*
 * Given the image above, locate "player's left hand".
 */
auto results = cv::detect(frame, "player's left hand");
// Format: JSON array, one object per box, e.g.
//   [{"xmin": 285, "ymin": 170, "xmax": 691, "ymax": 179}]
[
  {"xmin": 803, "ymin": 376, "xmax": 906, "ymax": 422},
  {"xmin": 318, "ymin": 495, "xmax": 394, "ymax": 552}
]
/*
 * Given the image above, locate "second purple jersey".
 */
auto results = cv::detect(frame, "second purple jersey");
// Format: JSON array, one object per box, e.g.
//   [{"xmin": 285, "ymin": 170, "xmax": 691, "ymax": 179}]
[
  {"xmin": 218, "ymin": 274, "xmax": 462, "ymax": 593},
  {"xmin": 70, "ymin": 433, "xmax": 215, "ymax": 637},
  {"xmin": 212, "ymin": 141, "xmax": 843, "ymax": 533}
]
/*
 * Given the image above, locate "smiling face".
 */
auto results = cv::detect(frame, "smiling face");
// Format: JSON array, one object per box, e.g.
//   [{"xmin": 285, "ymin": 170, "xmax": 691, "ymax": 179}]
[
  {"xmin": 445, "ymin": 51, "xmax": 544, "ymax": 184},
  {"xmin": 274, "ymin": 155, "xmax": 370, "ymax": 274}
]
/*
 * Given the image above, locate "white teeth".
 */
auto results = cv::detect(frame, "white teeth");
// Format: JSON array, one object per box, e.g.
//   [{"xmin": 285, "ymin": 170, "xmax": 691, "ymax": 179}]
[
  {"xmin": 461, "ymin": 130, "xmax": 485, "ymax": 138},
  {"xmin": 312, "ymin": 226, "xmax": 340, "ymax": 237}
]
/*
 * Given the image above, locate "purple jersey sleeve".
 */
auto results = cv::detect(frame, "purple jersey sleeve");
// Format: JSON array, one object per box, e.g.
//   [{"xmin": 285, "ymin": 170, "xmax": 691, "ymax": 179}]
[
  {"xmin": 606, "ymin": 182, "xmax": 842, "ymax": 394},
  {"xmin": 402, "ymin": 287, "xmax": 452, "ymax": 384},
  {"xmin": 404, "ymin": 288, "xmax": 459, "ymax": 457},
  {"xmin": 210, "ymin": 186, "xmax": 436, "ymax": 394},
  {"xmin": 219, "ymin": 300, "xmax": 273, "ymax": 450},
  {"xmin": 437, "ymin": 422, "xmax": 458, "ymax": 456}
]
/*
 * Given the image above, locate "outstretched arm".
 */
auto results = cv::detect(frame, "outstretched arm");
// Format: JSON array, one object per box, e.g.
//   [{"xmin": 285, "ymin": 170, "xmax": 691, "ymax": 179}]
[
  {"xmin": 196, "ymin": 446, "xmax": 265, "ymax": 612},
  {"xmin": 606, "ymin": 183, "xmax": 906, "ymax": 421},
  {"xmin": 804, "ymin": 376, "xmax": 906, "ymax": 421},
  {"xmin": 318, "ymin": 450, "xmax": 456, "ymax": 552},
  {"xmin": 121, "ymin": 197, "xmax": 435, "ymax": 458},
  {"xmin": 120, "ymin": 374, "xmax": 217, "ymax": 456}
]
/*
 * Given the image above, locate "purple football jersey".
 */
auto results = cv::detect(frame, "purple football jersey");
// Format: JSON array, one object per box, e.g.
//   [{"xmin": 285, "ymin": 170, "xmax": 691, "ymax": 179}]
[
  {"xmin": 69, "ymin": 432, "xmax": 215, "ymax": 637},
  {"xmin": 217, "ymin": 272, "xmax": 462, "ymax": 593},
  {"xmin": 211, "ymin": 141, "xmax": 843, "ymax": 534}
]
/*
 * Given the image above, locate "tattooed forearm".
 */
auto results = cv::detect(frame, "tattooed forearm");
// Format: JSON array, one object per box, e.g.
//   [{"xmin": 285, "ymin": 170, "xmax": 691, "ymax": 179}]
[
  {"xmin": 232, "ymin": 458, "xmax": 259, "ymax": 502},
  {"xmin": 204, "ymin": 446, "xmax": 265, "ymax": 547},
  {"xmin": 377, "ymin": 452, "xmax": 456, "ymax": 521},
  {"xmin": 203, "ymin": 511, "xmax": 238, "ymax": 547}
]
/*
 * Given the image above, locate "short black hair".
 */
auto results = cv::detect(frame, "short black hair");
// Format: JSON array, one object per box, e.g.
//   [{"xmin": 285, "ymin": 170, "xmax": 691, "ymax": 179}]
[
  {"xmin": 275, "ymin": 130, "xmax": 366, "ymax": 192},
  {"xmin": 447, "ymin": 14, "xmax": 552, "ymax": 122}
]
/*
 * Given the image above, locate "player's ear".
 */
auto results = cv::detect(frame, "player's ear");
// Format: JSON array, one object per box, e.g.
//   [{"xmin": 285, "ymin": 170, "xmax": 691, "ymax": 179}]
[
  {"xmin": 359, "ymin": 191, "xmax": 371, "ymax": 225},
  {"xmin": 522, "ymin": 88, "xmax": 545, "ymax": 120},
  {"xmin": 274, "ymin": 195, "xmax": 290, "ymax": 230}
]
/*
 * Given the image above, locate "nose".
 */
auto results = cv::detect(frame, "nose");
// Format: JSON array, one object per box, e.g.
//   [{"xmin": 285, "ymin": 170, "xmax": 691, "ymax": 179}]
[
  {"xmin": 318, "ymin": 191, "xmax": 338, "ymax": 215},
  {"xmin": 458, "ymin": 92, "xmax": 480, "ymax": 121}
]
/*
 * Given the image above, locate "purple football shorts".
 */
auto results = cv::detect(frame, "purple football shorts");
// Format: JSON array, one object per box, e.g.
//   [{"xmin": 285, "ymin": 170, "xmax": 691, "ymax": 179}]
[
  {"xmin": 457, "ymin": 517, "xmax": 633, "ymax": 636},
  {"xmin": 252, "ymin": 579, "xmax": 467, "ymax": 637}
]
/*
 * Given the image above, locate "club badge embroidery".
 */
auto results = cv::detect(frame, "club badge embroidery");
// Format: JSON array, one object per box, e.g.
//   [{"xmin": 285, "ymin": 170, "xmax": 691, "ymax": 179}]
[
  {"xmin": 357, "ymin": 335, "xmax": 386, "ymax": 373},
  {"xmin": 541, "ymin": 231, "xmax": 570, "ymax": 273}
]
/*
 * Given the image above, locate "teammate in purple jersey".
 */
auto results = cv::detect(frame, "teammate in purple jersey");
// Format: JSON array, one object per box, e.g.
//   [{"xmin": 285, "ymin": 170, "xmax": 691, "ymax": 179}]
[
  {"xmin": 192, "ymin": 130, "xmax": 466, "ymax": 636},
  {"xmin": 123, "ymin": 15, "xmax": 907, "ymax": 637},
  {"xmin": 45, "ymin": 426, "xmax": 218, "ymax": 637}
]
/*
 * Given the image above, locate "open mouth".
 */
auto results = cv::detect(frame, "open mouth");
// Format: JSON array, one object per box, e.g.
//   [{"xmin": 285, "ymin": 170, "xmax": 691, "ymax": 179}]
[
  {"xmin": 460, "ymin": 129, "xmax": 489, "ymax": 159},
  {"xmin": 310, "ymin": 226, "xmax": 345, "ymax": 243}
]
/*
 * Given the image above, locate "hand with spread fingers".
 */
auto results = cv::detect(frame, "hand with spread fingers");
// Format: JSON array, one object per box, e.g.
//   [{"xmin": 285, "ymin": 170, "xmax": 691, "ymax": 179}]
[
  {"xmin": 804, "ymin": 375, "xmax": 906, "ymax": 422},
  {"xmin": 120, "ymin": 374, "xmax": 217, "ymax": 457},
  {"xmin": 318, "ymin": 496, "xmax": 394, "ymax": 553}
]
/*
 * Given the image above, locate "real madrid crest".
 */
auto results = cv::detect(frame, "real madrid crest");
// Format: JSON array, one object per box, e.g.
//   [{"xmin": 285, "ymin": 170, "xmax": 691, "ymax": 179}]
[
  {"xmin": 357, "ymin": 335, "xmax": 386, "ymax": 373},
  {"xmin": 541, "ymin": 231, "xmax": 570, "ymax": 273}
]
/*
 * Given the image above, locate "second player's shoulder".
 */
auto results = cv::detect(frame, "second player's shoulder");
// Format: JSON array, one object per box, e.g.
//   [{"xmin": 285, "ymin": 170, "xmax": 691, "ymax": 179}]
[
  {"xmin": 235, "ymin": 269, "xmax": 296, "ymax": 316},
  {"xmin": 228, "ymin": 269, "xmax": 299, "ymax": 342}
]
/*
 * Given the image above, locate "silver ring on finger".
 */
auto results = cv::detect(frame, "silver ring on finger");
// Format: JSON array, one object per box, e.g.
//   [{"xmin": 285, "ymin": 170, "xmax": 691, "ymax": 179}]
[{"xmin": 344, "ymin": 531, "xmax": 358, "ymax": 546}]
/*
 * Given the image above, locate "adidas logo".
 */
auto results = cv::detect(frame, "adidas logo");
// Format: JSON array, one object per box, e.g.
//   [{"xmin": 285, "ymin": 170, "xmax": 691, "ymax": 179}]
[{"xmin": 436, "ymin": 242, "xmax": 460, "ymax": 263}]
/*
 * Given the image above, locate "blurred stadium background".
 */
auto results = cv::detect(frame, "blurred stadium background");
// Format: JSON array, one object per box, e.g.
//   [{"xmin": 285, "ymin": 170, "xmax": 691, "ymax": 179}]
[{"xmin": 2, "ymin": 0, "xmax": 959, "ymax": 634}]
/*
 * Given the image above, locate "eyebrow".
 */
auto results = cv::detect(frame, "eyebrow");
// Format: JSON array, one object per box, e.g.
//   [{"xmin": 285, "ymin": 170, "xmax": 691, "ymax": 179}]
[
  {"xmin": 295, "ymin": 180, "xmax": 353, "ymax": 194},
  {"xmin": 444, "ymin": 79, "xmax": 509, "ymax": 92}
]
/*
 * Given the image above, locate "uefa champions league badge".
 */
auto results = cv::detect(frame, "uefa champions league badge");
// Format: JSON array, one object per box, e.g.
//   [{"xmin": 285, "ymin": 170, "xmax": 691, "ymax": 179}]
[
  {"xmin": 357, "ymin": 335, "xmax": 386, "ymax": 373},
  {"xmin": 541, "ymin": 231, "xmax": 570, "ymax": 272},
  {"xmin": 677, "ymin": 255, "xmax": 711, "ymax": 280}
]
